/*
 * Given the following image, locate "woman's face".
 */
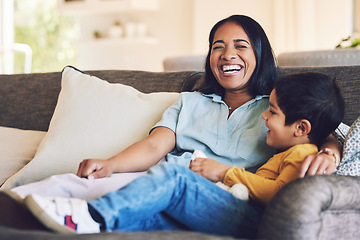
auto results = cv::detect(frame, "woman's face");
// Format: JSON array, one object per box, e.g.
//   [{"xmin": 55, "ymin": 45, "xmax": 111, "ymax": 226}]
[{"xmin": 210, "ymin": 22, "xmax": 256, "ymax": 93}]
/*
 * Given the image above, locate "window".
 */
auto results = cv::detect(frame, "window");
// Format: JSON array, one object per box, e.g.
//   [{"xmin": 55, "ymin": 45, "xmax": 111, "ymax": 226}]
[{"xmin": 13, "ymin": 0, "xmax": 79, "ymax": 73}]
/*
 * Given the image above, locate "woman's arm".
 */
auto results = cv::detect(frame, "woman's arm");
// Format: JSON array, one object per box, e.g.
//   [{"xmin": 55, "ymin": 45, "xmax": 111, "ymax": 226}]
[
  {"xmin": 77, "ymin": 127, "xmax": 176, "ymax": 179},
  {"xmin": 298, "ymin": 134, "xmax": 341, "ymax": 177}
]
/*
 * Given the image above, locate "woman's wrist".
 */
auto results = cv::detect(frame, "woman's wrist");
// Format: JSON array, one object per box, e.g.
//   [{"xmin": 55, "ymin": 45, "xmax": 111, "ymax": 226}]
[{"xmin": 318, "ymin": 147, "xmax": 340, "ymax": 167}]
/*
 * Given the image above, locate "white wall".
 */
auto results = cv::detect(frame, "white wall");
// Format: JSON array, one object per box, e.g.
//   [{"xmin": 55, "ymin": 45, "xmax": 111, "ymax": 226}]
[
  {"xmin": 273, "ymin": 0, "xmax": 353, "ymax": 54},
  {"xmin": 192, "ymin": 0, "xmax": 274, "ymax": 55},
  {"xmin": 193, "ymin": 0, "xmax": 354, "ymax": 55},
  {"xmin": 76, "ymin": 0, "xmax": 355, "ymax": 71},
  {"xmin": 77, "ymin": 0, "xmax": 194, "ymax": 71},
  {"xmin": 355, "ymin": 0, "xmax": 360, "ymax": 33}
]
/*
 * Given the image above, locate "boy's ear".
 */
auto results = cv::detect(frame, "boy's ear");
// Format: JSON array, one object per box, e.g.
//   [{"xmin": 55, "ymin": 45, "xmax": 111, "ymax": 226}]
[{"xmin": 294, "ymin": 119, "xmax": 311, "ymax": 137}]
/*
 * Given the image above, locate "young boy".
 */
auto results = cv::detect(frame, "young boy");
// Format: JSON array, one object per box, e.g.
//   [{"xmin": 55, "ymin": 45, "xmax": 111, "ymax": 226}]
[
  {"xmin": 215, "ymin": 71, "xmax": 345, "ymax": 204},
  {"xmin": 21, "ymin": 72, "xmax": 344, "ymax": 235}
]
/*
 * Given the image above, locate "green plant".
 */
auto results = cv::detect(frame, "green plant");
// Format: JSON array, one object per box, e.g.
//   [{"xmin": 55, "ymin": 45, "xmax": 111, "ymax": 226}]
[{"xmin": 336, "ymin": 36, "xmax": 360, "ymax": 49}]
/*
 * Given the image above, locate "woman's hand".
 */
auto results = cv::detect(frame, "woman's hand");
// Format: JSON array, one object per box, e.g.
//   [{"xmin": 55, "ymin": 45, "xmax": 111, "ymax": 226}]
[
  {"xmin": 298, "ymin": 153, "xmax": 337, "ymax": 177},
  {"xmin": 77, "ymin": 158, "xmax": 115, "ymax": 180},
  {"xmin": 77, "ymin": 127, "xmax": 175, "ymax": 180},
  {"xmin": 189, "ymin": 158, "xmax": 231, "ymax": 182},
  {"xmin": 298, "ymin": 135, "xmax": 341, "ymax": 177}
]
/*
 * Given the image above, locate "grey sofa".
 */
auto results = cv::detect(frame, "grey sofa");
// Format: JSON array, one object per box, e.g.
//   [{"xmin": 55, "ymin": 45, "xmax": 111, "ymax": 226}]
[{"xmin": 0, "ymin": 65, "xmax": 360, "ymax": 240}]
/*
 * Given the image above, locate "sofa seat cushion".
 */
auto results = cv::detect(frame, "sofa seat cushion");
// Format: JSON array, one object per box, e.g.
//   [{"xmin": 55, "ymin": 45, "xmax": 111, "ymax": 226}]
[{"xmin": 0, "ymin": 127, "xmax": 45, "ymax": 186}]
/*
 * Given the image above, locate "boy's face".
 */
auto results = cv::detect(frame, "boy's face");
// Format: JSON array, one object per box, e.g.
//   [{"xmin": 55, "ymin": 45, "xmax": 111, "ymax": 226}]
[{"xmin": 262, "ymin": 90, "xmax": 298, "ymax": 150}]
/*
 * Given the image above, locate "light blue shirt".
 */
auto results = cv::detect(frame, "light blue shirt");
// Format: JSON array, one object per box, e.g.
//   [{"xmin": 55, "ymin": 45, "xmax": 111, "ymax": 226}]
[{"xmin": 151, "ymin": 92, "xmax": 276, "ymax": 172}]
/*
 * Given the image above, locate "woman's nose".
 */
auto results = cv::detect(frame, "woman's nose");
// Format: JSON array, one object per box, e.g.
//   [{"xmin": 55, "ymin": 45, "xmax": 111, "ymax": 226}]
[{"xmin": 222, "ymin": 47, "xmax": 236, "ymax": 60}]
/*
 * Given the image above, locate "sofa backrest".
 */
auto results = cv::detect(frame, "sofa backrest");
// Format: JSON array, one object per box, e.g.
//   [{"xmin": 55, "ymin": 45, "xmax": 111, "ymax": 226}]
[
  {"xmin": 277, "ymin": 49, "xmax": 360, "ymax": 67},
  {"xmin": 0, "ymin": 70, "xmax": 202, "ymax": 131},
  {"xmin": 0, "ymin": 66, "xmax": 358, "ymax": 131}
]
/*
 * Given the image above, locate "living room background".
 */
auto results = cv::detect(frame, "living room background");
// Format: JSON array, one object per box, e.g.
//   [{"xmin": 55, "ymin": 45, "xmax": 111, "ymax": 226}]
[{"xmin": 0, "ymin": 0, "xmax": 359, "ymax": 74}]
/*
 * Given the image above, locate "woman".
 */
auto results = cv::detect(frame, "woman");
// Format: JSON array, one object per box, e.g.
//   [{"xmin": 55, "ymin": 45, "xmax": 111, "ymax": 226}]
[
  {"xmin": 22, "ymin": 15, "xmax": 341, "ymax": 238},
  {"xmin": 74, "ymin": 15, "xmax": 277, "ymax": 182}
]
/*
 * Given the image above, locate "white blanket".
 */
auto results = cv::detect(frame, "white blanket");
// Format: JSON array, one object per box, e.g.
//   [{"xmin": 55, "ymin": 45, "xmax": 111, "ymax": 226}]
[{"xmin": 11, "ymin": 172, "xmax": 147, "ymax": 201}]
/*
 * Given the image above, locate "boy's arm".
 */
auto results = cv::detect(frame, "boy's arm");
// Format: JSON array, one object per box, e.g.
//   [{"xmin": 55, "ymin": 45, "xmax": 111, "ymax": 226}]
[
  {"xmin": 223, "ymin": 160, "xmax": 302, "ymax": 205},
  {"xmin": 298, "ymin": 134, "xmax": 341, "ymax": 177},
  {"xmin": 223, "ymin": 145, "xmax": 318, "ymax": 205}
]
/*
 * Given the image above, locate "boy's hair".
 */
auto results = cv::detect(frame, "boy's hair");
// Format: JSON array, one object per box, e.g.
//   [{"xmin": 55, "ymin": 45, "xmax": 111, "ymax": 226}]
[{"xmin": 275, "ymin": 72, "xmax": 345, "ymax": 146}]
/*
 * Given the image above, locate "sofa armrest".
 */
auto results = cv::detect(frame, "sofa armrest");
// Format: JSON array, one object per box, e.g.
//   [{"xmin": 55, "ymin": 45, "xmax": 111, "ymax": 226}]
[{"xmin": 257, "ymin": 175, "xmax": 360, "ymax": 240}]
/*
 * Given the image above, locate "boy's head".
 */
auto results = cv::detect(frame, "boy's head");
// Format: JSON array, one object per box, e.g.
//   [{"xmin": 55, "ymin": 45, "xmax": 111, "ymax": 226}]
[{"xmin": 262, "ymin": 72, "xmax": 345, "ymax": 150}]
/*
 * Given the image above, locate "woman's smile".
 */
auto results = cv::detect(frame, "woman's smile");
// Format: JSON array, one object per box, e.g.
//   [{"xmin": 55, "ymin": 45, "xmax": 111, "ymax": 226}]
[{"xmin": 221, "ymin": 64, "xmax": 243, "ymax": 76}]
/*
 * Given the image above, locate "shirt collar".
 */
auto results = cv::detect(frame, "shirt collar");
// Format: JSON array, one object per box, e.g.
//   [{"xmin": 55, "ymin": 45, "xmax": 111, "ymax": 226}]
[{"xmin": 202, "ymin": 93, "xmax": 269, "ymax": 107}]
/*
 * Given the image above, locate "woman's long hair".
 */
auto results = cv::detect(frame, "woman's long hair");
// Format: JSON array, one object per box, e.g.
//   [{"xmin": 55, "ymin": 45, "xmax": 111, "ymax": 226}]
[{"xmin": 198, "ymin": 15, "xmax": 277, "ymax": 97}]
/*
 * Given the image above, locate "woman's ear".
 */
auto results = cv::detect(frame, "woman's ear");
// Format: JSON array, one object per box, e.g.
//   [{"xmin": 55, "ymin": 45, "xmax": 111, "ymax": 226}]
[{"xmin": 294, "ymin": 119, "xmax": 311, "ymax": 137}]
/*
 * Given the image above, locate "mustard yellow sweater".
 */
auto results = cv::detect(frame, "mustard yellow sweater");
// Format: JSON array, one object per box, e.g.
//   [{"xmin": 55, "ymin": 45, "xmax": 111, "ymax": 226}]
[{"xmin": 223, "ymin": 144, "xmax": 318, "ymax": 205}]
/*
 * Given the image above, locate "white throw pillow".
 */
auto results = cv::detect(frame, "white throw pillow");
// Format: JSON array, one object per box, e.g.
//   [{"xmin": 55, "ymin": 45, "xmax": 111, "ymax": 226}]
[
  {"xmin": 2, "ymin": 66, "xmax": 179, "ymax": 189},
  {"xmin": 0, "ymin": 127, "xmax": 46, "ymax": 186}
]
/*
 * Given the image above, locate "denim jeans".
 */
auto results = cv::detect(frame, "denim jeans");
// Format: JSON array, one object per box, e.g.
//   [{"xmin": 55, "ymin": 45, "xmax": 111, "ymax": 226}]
[{"xmin": 88, "ymin": 163, "xmax": 264, "ymax": 238}]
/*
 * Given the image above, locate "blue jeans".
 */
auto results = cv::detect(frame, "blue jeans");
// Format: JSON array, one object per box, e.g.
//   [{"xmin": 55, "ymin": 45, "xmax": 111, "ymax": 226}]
[{"xmin": 88, "ymin": 163, "xmax": 264, "ymax": 238}]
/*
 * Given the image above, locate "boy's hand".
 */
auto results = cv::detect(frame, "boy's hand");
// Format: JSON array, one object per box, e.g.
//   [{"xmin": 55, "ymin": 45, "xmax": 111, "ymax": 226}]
[
  {"xmin": 77, "ymin": 159, "xmax": 115, "ymax": 180},
  {"xmin": 298, "ymin": 153, "xmax": 337, "ymax": 177},
  {"xmin": 189, "ymin": 158, "xmax": 231, "ymax": 182}
]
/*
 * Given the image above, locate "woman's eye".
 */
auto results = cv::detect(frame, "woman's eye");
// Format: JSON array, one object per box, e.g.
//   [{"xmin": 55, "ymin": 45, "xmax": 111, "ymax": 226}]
[
  {"xmin": 236, "ymin": 45, "xmax": 247, "ymax": 49},
  {"xmin": 212, "ymin": 46, "xmax": 223, "ymax": 50},
  {"xmin": 270, "ymin": 110, "xmax": 275, "ymax": 115}
]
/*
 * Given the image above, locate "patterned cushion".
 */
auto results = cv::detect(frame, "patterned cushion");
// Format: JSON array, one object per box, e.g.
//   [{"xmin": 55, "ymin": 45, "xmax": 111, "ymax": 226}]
[
  {"xmin": 335, "ymin": 116, "xmax": 360, "ymax": 176},
  {"xmin": 333, "ymin": 122, "xmax": 350, "ymax": 145}
]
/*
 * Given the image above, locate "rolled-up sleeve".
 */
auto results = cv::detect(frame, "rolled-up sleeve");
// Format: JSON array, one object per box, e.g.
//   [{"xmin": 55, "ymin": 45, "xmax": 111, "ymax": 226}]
[{"xmin": 150, "ymin": 93, "xmax": 183, "ymax": 134}]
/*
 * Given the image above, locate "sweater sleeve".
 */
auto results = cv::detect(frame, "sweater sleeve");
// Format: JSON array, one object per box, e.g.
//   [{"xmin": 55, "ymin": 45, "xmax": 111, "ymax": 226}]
[{"xmin": 223, "ymin": 144, "xmax": 317, "ymax": 205}]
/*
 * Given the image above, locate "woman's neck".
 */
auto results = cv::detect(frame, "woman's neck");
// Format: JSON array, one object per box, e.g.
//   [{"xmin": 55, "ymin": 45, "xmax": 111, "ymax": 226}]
[{"xmin": 223, "ymin": 90, "xmax": 253, "ymax": 111}]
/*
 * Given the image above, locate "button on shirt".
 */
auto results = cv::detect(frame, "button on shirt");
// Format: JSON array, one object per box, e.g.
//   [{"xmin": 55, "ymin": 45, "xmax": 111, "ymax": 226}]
[{"xmin": 151, "ymin": 92, "xmax": 276, "ymax": 171}]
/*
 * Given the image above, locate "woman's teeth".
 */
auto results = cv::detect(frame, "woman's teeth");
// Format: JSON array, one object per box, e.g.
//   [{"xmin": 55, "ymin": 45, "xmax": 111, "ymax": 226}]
[{"xmin": 222, "ymin": 65, "xmax": 241, "ymax": 73}]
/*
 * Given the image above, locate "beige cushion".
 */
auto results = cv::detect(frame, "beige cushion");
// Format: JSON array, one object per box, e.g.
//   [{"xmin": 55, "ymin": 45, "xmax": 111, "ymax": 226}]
[
  {"xmin": 0, "ymin": 127, "xmax": 46, "ymax": 186},
  {"xmin": 2, "ymin": 66, "xmax": 179, "ymax": 189}
]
